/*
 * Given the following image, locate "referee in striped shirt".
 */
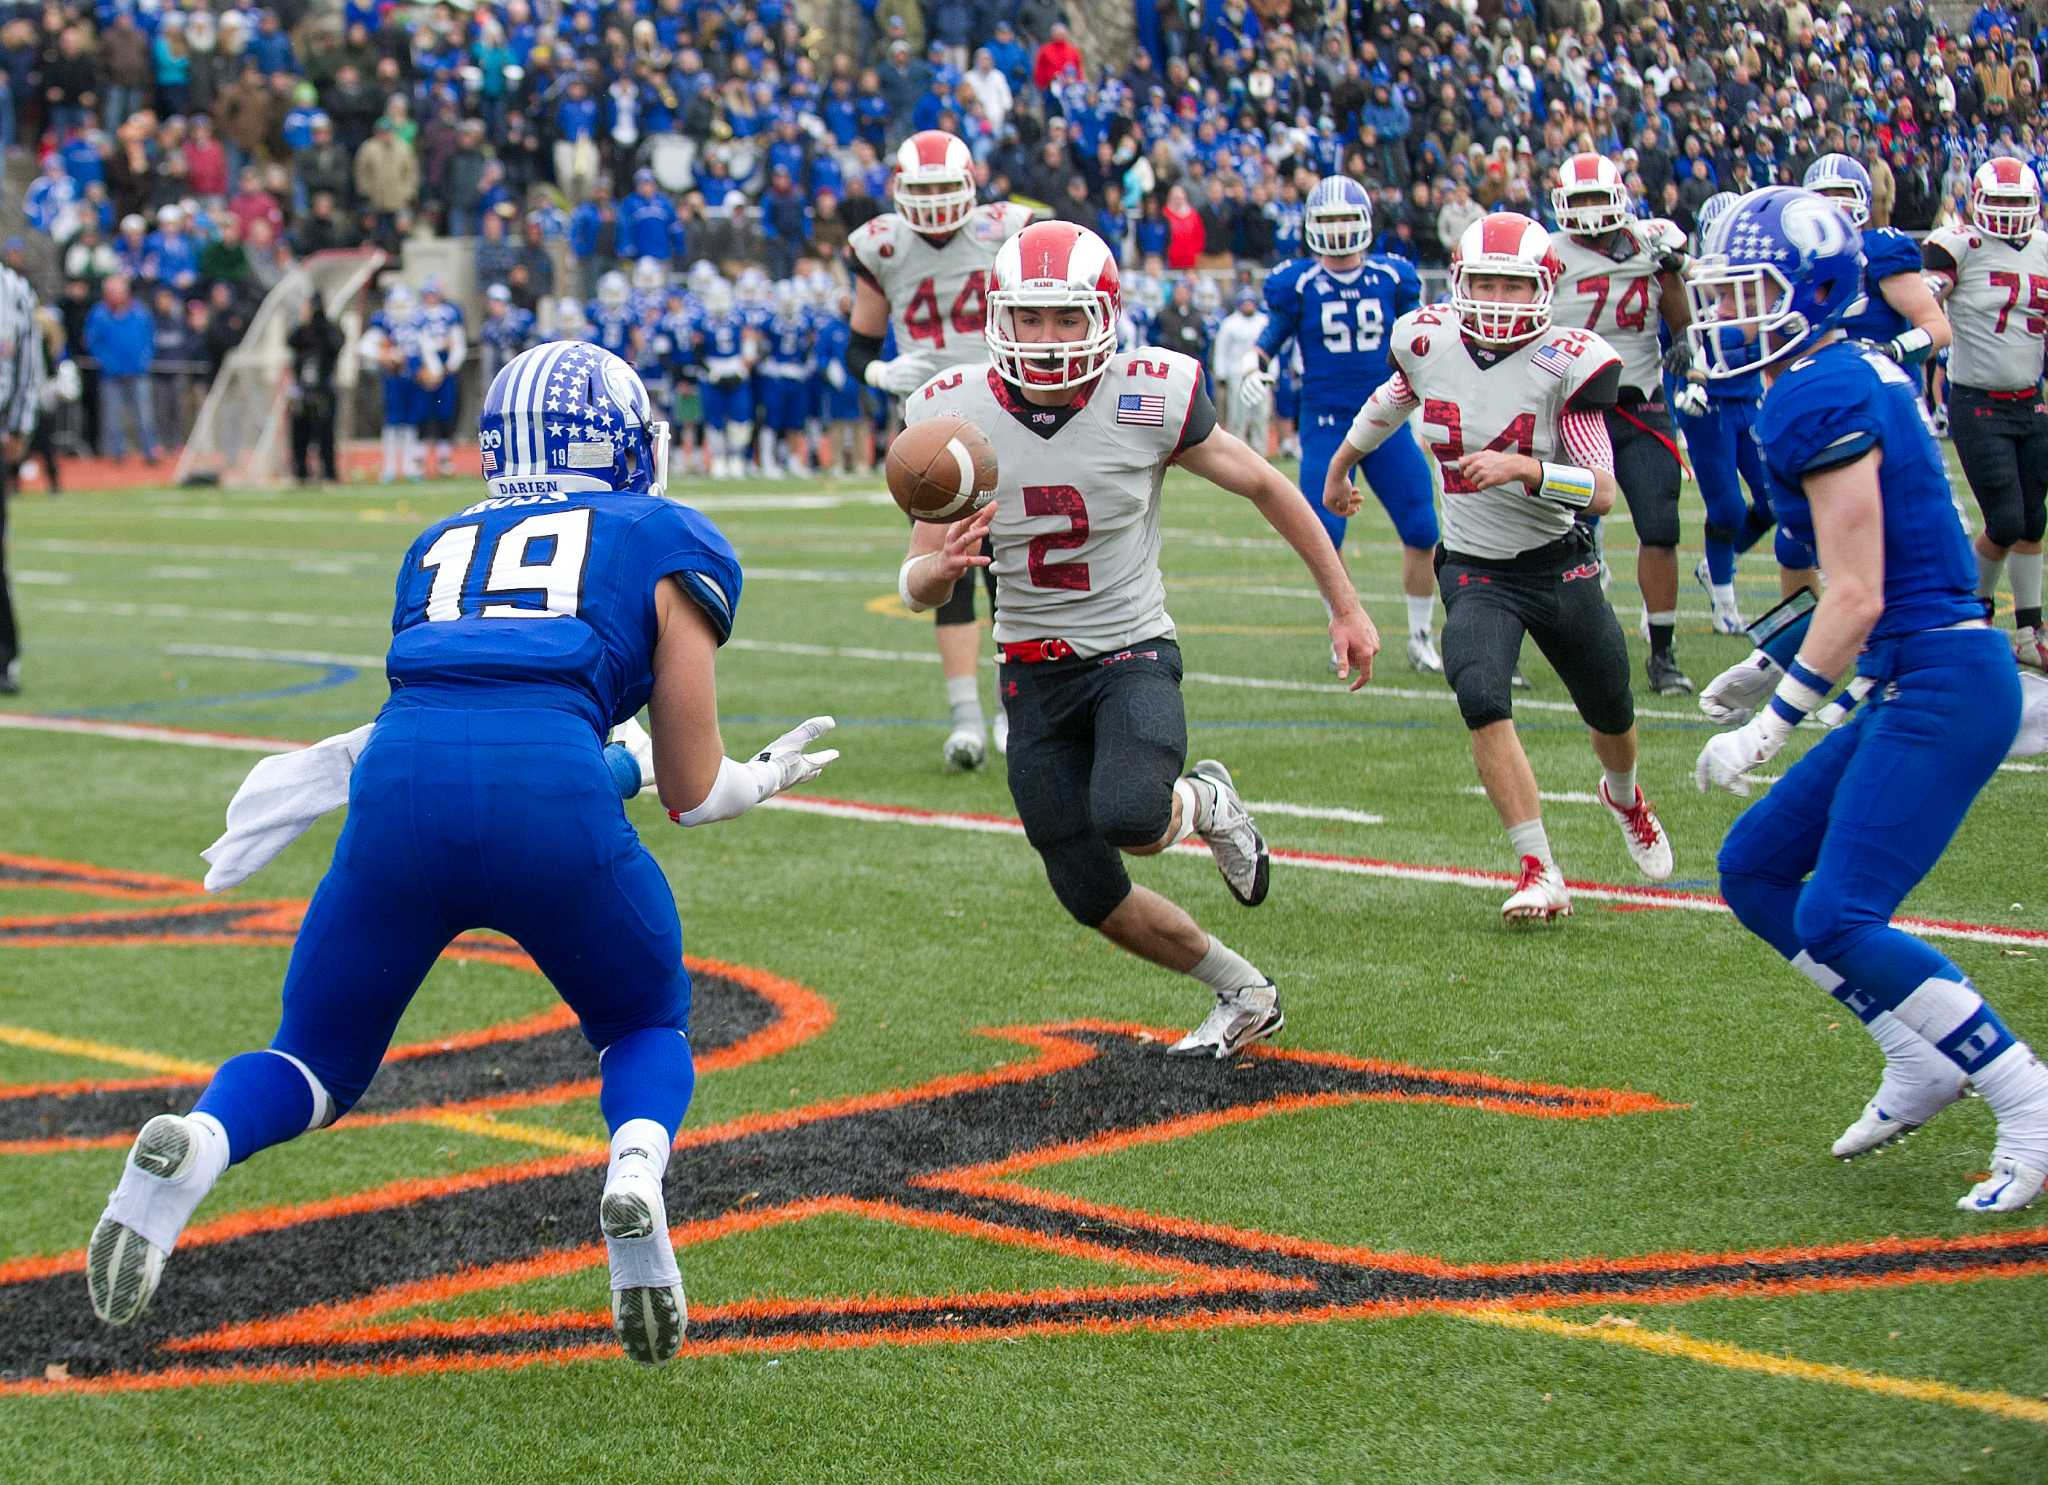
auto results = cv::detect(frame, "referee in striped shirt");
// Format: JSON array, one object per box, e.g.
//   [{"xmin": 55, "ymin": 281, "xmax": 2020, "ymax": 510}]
[{"xmin": 0, "ymin": 262, "xmax": 47, "ymax": 694}]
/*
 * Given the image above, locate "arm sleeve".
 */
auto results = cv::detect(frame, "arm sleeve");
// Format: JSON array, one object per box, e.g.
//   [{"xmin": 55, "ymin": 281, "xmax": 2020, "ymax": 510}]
[
  {"xmin": 1255, "ymin": 271, "xmax": 1296, "ymax": 358},
  {"xmin": 1173, "ymin": 377, "xmax": 1217, "ymax": 455},
  {"xmin": 1921, "ymin": 237, "xmax": 1960, "ymax": 276},
  {"xmin": 847, "ymin": 329, "xmax": 883, "ymax": 380},
  {"xmin": 8, "ymin": 286, "xmax": 46, "ymax": 437},
  {"xmin": 1557, "ymin": 408, "xmax": 1615, "ymax": 472},
  {"xmin": 1344, "ymin": 369, "xmax": 1419, "ymax": 453}
]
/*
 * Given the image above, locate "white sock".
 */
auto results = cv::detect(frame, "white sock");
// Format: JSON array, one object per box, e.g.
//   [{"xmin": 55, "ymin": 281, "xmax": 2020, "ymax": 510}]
[
  {"xmin": 1506, "ymin": 817, "xmax": 1554, "ymax": 869},
  {"xmin": 1710, "ymin": 581, "xmax": 1738, "ymax": 609},
  {"xmin": 1169, "ymin": 776, "xmax": 1207, "ymax": 845},
  {"xmin": 945, "ymin": 673, "xmax": 983, "ymax": 731},
  {"xmin": 604, "ymin": 1118, "xmax": 680, "ymax": 1289},
  {"xmin": 1189, "ymin": 934, "xmax": 1266, "ymax": 995},
  {"xmin": 380, "ymin": 427, "xmax": 399, "ymax": 478},
  {"xmin": 1978, "ymin": 549, "xmax": 2008, "ymax": 601},
  {"xmin": 2012, "ymin": 550, "xmax": 2044, "ymax": 617},
  {"xmin": 1601, "ymin": 766, "xmax": 1638, "ymax": 806},
  {"xmin": 1405, "ymin": 593, "xmax": 1434, "ymax": 634},
  {"xmin": 1970, "ymin": 1042, "xmax": 2048, "ymax": 1163},
  {"xmin": 101, "ymin": 1113, "xmax": 231, "ymax": 1254},
  {"xmin": 608, "ymin": 1118, "xmax": 672, "ymax": 1184}
]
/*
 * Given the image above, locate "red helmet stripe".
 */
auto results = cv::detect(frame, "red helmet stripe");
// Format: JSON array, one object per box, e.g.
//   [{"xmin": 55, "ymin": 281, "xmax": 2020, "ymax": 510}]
[
  {"xmin": 1479, "ymin": 214, "xmax": 1527, "ymax": 257},
  {"xmin": 1573, "ymin": 156, "xmax": 1602, "ymax": 183},
  {"xmin": 913, "ymin": 131, "xmax": 955, "ymax": 168},
  {"xmin": 1022, "ymin": 222, "xmax": 1080, "ymax": 281}
]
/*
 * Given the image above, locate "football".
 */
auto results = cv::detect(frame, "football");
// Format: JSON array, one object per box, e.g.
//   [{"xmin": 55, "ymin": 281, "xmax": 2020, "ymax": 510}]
[{"xmin": 885, "ymin": 414, "xmax": 999, "ymax": 524}]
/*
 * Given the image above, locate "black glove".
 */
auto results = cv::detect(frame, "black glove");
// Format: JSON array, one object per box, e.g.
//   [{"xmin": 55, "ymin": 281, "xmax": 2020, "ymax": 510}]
[{"xmin": 1660, "ymin": 341, "xmax": 1694, "ymax": 379}]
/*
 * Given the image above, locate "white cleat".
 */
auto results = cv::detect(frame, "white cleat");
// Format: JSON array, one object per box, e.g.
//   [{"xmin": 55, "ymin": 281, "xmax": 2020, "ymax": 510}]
[
  {"xmin": 1189, "ymin": 759, "xmax": 1269, "ymax": 906},
  {"xmin": 1407, "ymin": 628, "xmax": 1444, "ymax": 674},
  {"xmin": 992, "ymin": 709, "xmax": 1009, "ymax": 757},
  {"xmin": 87, "ymin": 1114, "xmax": 203, "ymax": 1326},
  {"xmin": 1167, "ymin": 980, "xmax": 1284, "ymax": 1059},
  {"xmin": 1502, "ymin": 855, "xmax": 1571, "ymax": 924},
  {"xmin": 601, "ymin": 1168, "xmax": 687, "ymax": 1365},
  {"xmin": 942, "ymin": 725, "xmax": 987, "ymax": 771},
  {"xmin": 1958, "ymin": 1154, "xmax": 2048, "ymax": 1214},
  {"xmin": 1598, "ymin": 779, "xmax": 1673, "ymax": 881},
  {"xmin": 2013, "ymin": 626, "xmax": 2048, "ymax": 672},
  {"xmin": 1832, "ymin": 1067, "xmax": 1969, "ymax": 1160}
]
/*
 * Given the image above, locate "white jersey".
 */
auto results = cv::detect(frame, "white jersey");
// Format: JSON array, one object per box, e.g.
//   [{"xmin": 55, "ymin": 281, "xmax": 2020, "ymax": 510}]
[
  {"xmin": 1375, "ymin": 306, "xmax": 1622, "ymax": 561},
  {"xmin": 1924, "ymin": 223, "xmax": 2048, "ymax": 391},
  {"xmin": 1550, "ymin": 221, "xmax": 1673, "ymax": 396},
  {"xmin": 906, "ymin": 349, "xmax": 1211, "ymax": 655},
  {"xmin": 849, "ymin": 201, "xmax": 1037, "ymax": 387}
]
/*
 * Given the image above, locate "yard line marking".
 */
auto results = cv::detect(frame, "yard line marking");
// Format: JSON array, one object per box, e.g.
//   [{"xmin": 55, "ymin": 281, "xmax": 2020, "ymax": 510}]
[
  {"xmin": 146, "ymin": 566, "xmax": 218, "ymax": 582},
  {"xmin": 166, "ymin": 642, "xmax": 385, "ymax": 668},
  {"xmin": 1463, "ymin": 786, "xmax": 1603, "ymax": 806},
  {"xmin": 0, "ymin": 1024, "xmax": 213, "ymax": 1079},
  {"xmin": 413, "ymin": 1110, "xmax": 608, "ymax": 1157},
  {"xmin": 12, "ymin": 570, "xmax": 73, "ymax": 586},
  {"xmin": 1461, "ymin": 1308, "xmax": 2048, "ymax": 1427},
  {"xmin": 7, "ymin": 714, "xmax": 2043, "ymax": 950},
  {"xmin": 34, "ymin": 597, "xmax": 380, "ymax": 631},
  {"xmin": 1245, "ymin": 801, "xmax": 1386, "ymax": 825}
]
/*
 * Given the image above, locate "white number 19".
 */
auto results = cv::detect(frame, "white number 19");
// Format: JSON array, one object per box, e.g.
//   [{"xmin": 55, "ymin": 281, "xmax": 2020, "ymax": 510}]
[{"xmin": 418, "ymin": 509, "xmax": 593, "ymax": 621}]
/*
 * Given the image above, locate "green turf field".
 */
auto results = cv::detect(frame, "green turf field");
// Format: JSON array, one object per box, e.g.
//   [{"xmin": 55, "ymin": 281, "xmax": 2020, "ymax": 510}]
[{"xmin": 3, "ymin": 466, "xmax": 2046, "ymax": 1484}]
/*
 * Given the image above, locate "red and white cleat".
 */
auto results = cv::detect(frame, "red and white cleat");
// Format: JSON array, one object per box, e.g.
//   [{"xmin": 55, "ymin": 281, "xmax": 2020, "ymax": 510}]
[
  {"xmin": 2013, "ymin": 626, "xmax": 2048, "ymax": 672},
  {"xmin": 1598, "ymin": 779, "xmax": 1674, "ymax": 881},
  {"xmin": 1501, "ymin": 855, "xmax": 1571, "ymax": 923}
]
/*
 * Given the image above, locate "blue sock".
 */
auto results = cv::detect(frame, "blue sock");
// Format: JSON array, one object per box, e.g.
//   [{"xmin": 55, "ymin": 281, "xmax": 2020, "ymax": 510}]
[
  {"xmin": 1704, "ymin": 528, "xmax": 1736, "ymax": 584},
  {"xmin": 598, "ymin": 1027, "xmax": 696, "ymax": 1141},
  {"xmin": 192, "ymin": 1050, "xmax": 322, "ymax": 1165}
]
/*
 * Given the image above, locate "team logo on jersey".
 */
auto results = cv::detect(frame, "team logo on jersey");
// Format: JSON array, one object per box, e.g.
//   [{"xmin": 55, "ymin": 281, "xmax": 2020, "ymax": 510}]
[
  {"xmin": 1412, "ymin": 336, "xmax": 1430, "ymax": 357},
  {"xmin": 5, "ymin": 852, "xmax": 2047, "ymax": 1395}
]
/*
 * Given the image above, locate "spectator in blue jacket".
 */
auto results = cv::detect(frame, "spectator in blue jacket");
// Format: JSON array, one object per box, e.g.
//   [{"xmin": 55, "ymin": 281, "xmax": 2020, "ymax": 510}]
[
  {"xmin": 759, "ymin": 165, "xmax": 811, "ymax": 278},
  {"xmin": 568, "ymin": 178, "xmax": 619, "ymax": 297},
  {"xmin": 84, "ymin": 275, "xmax": 159, "ymax": 462},
  {"xmin": 619, "ymin": 169, "xmax": 679, "ymax": 261},
  {"xmin": 985, "ymin": 19, "xmax": 1030, "ymax": 96}
]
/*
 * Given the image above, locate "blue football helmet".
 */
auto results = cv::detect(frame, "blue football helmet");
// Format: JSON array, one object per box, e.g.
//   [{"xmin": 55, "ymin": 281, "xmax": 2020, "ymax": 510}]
[
  {"xmin": 1304, "ymin": 176, "xmax": 1372, "ymax": 257},
  {"xmin": 1694, "ymin": 191, "xmax": 1740, "ymax": 246},
  {"xmin": 478, "ymin": 341, "xmax": 670, "ymax": 498},
  {"xmin": 1802, "ymin": 152, "xmax": 1872, "ymax": 226},
  {"xmin": 1685, "ymin": 186, "xmax": 1865, "ymax": 379}
]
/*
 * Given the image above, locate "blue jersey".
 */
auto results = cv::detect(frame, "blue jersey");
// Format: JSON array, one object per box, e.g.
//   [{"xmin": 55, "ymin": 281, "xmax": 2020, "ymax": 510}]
[
  {"xmin": 481, "ymin": 306, "xmax": 536, "ymax": 358},
  {"xmin": 1839, "ymin": 226, "xmax": 1923, "ymax": 346},
  {"xmin": 1757, "ymin": 342, "xmax": 1981, "ymax": 646},
  {"xmin": 587, "ymin": 302, "xmax": 637, "ymax": 356},
  {"xmin": 1257, "ymin": 256, "xmax": 1420, "ymax": 413},
  {"xmin": 698, "ymin": 312, "xmax": 751, "ymax": 375},
  {"xmin": 385, "ymin": 489, "xmax": 742, "ymax": 738},
  {"xmin": 416, "ymin": 302, "xmax": 464, "ymax": 372},
  {"xmin": 369, "ymin": 310, "xmax": 423, "ymax": 374},
  {"xmin": 762, "ymin": 310, "xmax": 812, "ymax": 375}
]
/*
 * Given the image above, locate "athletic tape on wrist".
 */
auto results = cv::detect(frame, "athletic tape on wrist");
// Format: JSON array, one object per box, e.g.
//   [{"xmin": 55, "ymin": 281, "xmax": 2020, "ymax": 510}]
[
  {"xmin": 1537, "ymin": 462, "xmax": 1596, "ymax": 508},
  {"xmin": 898, "ymin": 553, "xmax": 937, "ymax": 614},
  {"xmin": 1768, "ymin": 653, "xmax": 1838, "ymax": 725}
]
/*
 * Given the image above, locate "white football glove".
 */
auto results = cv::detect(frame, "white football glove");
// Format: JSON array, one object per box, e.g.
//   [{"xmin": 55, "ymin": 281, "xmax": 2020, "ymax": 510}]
[
  {"xmin": 1235, "ymin": 350, "xmax": 1274, "ymax": 407},
  {"xmin": 1698, "ymin": 649, "xmax": 1784, "ymax": 724},
  {"xmin": 608, "ymin": 717, "xmax": 656, "ymax": 796},
  {"xmin": 825, "ymin": 359, "xmax": 848, "ymax": 390},
  {"xmin": 1695, "ymin": 714, "xmax": 1792, "ymax": 795},
  {"xmin": 864, "ymin": 358, "xmax": 926, "ymax": 396},
  {"xmin": 743, "ymin": 715, "xmax": 840, "ymax": 799},
  {"xmin": 1672, "ymin": 381, "xmax": 1708, "ymax": 418},
  {"xmin": 1814, "ymin": 675, "xmax": 1876, "ymax": 729}
]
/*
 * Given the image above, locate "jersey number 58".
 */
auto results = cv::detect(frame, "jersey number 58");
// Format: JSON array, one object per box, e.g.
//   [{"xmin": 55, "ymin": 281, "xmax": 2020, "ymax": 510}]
[{"xmin": 1320, "ymin": 298, "xmax": 1384, "ymax": 355}]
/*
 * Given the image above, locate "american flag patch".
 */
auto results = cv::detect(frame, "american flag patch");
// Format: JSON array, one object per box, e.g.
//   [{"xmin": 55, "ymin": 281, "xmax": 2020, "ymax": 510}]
[
  {"xmin": 1531, "ymin": 341, "xmax": 1580, "ymax": 379},
  {"xmin": 1116, "ymin": 393, "xmax": 1167, "ymax": 426}
]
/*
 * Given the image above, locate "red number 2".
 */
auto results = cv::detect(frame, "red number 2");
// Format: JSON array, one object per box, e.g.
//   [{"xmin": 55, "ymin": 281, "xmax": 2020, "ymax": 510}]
[
  {"xmin": 1023, "ymin": 484, "xmax": 1090, "ymax": 591},
  {"xmin": 1422, "ymin": 401, "xmax": 1536, "ymax": 494}
]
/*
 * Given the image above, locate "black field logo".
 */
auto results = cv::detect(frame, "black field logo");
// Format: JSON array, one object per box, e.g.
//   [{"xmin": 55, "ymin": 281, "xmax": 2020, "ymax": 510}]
[{"xmin": 4, "ymin": 853, "xmax": 2048, "ymax": 1395}]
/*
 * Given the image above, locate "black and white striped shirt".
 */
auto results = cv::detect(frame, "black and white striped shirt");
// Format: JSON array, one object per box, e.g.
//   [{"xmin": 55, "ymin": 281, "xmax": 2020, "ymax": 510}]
[{"xmin": 0, "ymin": 266, "xmax": 48, "ymax": 440}]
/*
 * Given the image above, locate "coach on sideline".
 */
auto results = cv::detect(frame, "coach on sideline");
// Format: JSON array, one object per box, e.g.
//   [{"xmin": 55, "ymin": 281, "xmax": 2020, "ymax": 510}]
[{"xmin": 0, "ymin": 257, "xmax": 46, "ymax": 695}]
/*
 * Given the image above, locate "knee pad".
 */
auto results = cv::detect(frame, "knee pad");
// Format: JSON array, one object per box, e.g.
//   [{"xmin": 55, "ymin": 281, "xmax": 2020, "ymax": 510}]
[
  {"xmin": 1448, "ymin": 656, "xmax": 1514, "ymax": 730},
  {"xmin": 1775, "ymin": 527, "xmax": 1815, "ymax": 570},
  {"xmin": 1091, "ymin": 777, "xmax": 1174, "ymax": 851},
  {"xmin": 1038, "ymin": 834, "xmax": 1133, "ymax": 927},
  {"xmin": 1703, "ymin": 522, "xmax": 1735, "ymax": 549},
  {"xmin": 2025, "ymin": 499, "xmax": 2048, "ymax": 545},
  {"xmin": 1983, "ymin": 502, "xmax": 2026, "ymax": 551},
  {"xmin": 1793, "ymin": 881, "xmax": 1883, "ymax": 967}
]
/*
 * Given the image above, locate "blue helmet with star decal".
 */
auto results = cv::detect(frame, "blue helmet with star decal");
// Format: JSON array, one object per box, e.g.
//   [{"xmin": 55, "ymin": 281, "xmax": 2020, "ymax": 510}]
[
  {"xmin": 477, "ymin": 340, "xmax": 670, "ymax": 499},
  {"xmin": 1684, "ymin": 186, "xmax": 1864, "ymax": 380}
]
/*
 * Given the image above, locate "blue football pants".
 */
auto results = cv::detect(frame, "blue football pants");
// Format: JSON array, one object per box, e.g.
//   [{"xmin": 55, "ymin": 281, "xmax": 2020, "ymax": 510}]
[{"xmin": 1299, "ymin": 410, "xmax": 1438, "ymax": 553}]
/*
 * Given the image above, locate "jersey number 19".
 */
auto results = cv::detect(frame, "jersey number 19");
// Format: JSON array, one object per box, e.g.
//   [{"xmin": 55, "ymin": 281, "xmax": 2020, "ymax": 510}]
[{"xmin": 419, "ymin": 509, "xmax": 593, "ymax": 620}]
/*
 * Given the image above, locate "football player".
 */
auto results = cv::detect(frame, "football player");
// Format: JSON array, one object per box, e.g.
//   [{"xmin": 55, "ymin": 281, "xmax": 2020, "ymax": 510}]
[
  {"xmin": 849, "ymin": 129, "xmax": 1036, "ymax": 771},
  {"xmin": 1325, "ymin": 213, "xmax": 1674, "ymax": 922},
  {"xmin": 1690, "ymin": 186, "xmax": 2048, "ymax": 1211},
  {"xmin": 1922, "ymin": 159, "xmax": 2048, "ymax": 669},
  {"xmin": 695, "ymin": 276, "xmax": 759, "ymax": 480},
  {"xmin": 758, "ymin": 279, "xmax": 814, "ymax": 477},
  {"xmin": 1550, "ymin": 154, "xmax": 1697, "ymax": 695},
  {"xmin": 813, "ymin": 288, "xmax": 867, "ymax": 475},
  {"xmin": 413, "ymin": 277, "xmax": 467, "ymax": 479},
  {"xmin": 588, "ymin": 270, "xmax": 637, "ymax": 357},
  {"xmin": 85, "ymin": 342, "xmax": 840, "ymax": 1361},
  {"xmin": 900, "ymin": 222, "xmax": 1379, "ymax": 1058},
  {"xmin": 1237, "ymin": 176, "xmax": 1441, "ymax": 673},
  {"xmin": 478, "ymin": 283, "xmax": 536, "ymax": 387},
  {"xmin": 359, "ymin": 283, "xmax": 426, "ymax": 483},
  {"xmin": 1673, "ymin": 192, "xmax": 1794, "ymax": 634}
]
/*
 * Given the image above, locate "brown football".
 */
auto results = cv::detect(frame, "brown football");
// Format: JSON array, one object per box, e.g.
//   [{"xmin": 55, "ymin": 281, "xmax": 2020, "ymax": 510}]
[{"xmin": 885, "ymin": 413, "xmax": 999, "ymax": 524}]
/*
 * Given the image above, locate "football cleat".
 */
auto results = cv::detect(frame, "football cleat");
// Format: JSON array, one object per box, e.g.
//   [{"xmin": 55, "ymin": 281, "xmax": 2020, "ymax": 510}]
[
  {"xmin": 1167, "ymin": 980, "xmax": 1284, "ymax": 1059},
  {"xmin": 1958, "ymin": 1153, "xmax": 2048, "ymax": 1214},
  {"xmin": 2013, "ymin": 626, "xmax": 2048, "ymax": 672},
  {"xmin": 0, "ymin": 658, "xmax": 17, "ymax": 695},
  {"xmin": 1694, "ymin": 558, "xmax": 1746, "ymax": 635},
  {"xmin": 1407, "ymin": 629, "xmax": 1444, "ymax": 674},
  {"xmin": 1502, "ymin": 855, "xmax": 1570, "ymax": 923},
  {"xmin": 1832, "ymin": 1068, "xmax": 1969, "ymax": 1160},
  {"xmin": 1189, "ymin": 759, "xmax": 1270, "ymax": 906},
  {"xmin": 1646, "ymin": 648, "xmax": 1694, "ymax": 696},
  {"xmin": 87, "ymin": 1114, "xmax": 206, "ymax": 1326},
  {"xmin": 1509, "ymin": 664, "xmax": 1531, "ymax": 691},
  {"xmin": 942, "ymin": 725, "xmax": 987, "ymax": 771},
  {"xmin": 601, "ymin": 1167, "xmax": 687, "ymax": 1365},
  {"xmin": 1597, "ymin": 779, "xmax": 1673, "ymax": 881}
]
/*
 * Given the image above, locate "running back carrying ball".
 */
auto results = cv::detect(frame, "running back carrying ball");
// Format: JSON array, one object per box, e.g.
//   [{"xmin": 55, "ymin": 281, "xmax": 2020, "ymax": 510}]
[{"xmin": 886, "ymin": 413, "xmax": 999, "ymax": 523}]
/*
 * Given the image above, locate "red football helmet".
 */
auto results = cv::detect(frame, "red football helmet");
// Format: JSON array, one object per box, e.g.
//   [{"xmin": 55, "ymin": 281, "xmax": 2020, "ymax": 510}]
[
  {"xmin": 1550, "ymin": 153, "xmax": 1631, "ymax": 236},
  {"xmin": 985, "ymin": 221, "xmax": 1121, "ymax": 390},
  {"xmin": 1449, "ymin": 213, "xmax": 1563, "ymax": 345},
  {"xmin": 892, "ymin": 130, "xmax": 977, "ymax": 236},
  {"xmin": 1971, "ymin": 157, "xmax": 2041, "ymax": 241}
]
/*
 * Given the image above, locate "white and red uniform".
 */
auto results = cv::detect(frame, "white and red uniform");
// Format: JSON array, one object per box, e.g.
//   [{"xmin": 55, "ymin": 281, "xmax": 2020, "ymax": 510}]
[
  {"xmin": 1550, "ymin": 220, "xmax": 1673, "ymax": 397},
  {"xmin": 1922, "ymin": 222, "xmax": 2048, "ymax": 392},
  {"xmin": 849, "ymin": 201, "xmax": 1037, "ymax": 388}
]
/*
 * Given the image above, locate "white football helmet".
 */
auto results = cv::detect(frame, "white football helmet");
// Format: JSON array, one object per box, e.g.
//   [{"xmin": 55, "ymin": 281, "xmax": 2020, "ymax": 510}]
[
  {"xmin": 632, "ymin": 256, "xmax": 667, "ymax": 293},
  {"xmin": 597, "ymin": 270, "xmax": 630, "ymax": 309},
  {"xmin": 686, "ymin": 258, "xmax": 720, "ymax": 294},
  {"xmin": 1972, "ymin": 157, "xmax": 2041, "ymax": 241},
  {"xmin": 700, "ymin": 277, "xmax": 734, "ymax": 316},
  {"xmin": 384, "ymin": 284, "xmax": 417, "ymax": 318},
  {"xmin": 772, "ymin": 279, "xmax": 800, "ymax": 316},
  {"xmin": 554, "ymin": 295, "xmax": 588, "ymax": 336},
  {"xmin": 985, "ymin": 220, "xmax": 1121, "ymax": 391},
  {"xmin": 1449, "ymin": 213, "xmax": 1562, "ymax": 345},
  {"xmin": 1551, "ymin": 153, "xmax": 1631, "ymax": 236},
  {"xmin": 735, "ymin": 266, "xmax": 771, "ymax": 306},
  {"xmin": 892, "ymin": 129, "xmax": 976, "ymax": 236}
]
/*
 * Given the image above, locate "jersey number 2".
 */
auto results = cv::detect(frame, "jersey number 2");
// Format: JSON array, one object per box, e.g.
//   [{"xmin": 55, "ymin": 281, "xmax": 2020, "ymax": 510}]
[
  {"xmin": 1422, "ymin": 403, "xmax": 1536, "ymax": 495},
  {"xmin": 418, "ymin": 509, "xmax": 592, "ymax": 620},
  {"xmin": 1023, "ymin": 484, "xmax": 1090, "ymax": 591}
]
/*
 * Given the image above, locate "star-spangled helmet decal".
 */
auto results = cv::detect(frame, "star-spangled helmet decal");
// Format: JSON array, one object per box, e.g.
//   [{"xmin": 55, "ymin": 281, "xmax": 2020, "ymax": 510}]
[{"xmin": 477, "ymin": 341, "xmax": 670, "ymax": 497}]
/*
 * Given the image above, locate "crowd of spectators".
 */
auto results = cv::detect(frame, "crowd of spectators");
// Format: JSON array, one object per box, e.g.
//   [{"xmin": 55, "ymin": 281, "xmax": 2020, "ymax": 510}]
[{"xmin": 7, "ymin": 0, "xmax": 2048, "ymax": 460}]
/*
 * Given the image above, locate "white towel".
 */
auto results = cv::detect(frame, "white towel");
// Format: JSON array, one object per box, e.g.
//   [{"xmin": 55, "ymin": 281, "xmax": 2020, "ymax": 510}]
[{"xmin": 200, "ymin": 724, "xmax": 375, "ymax": 893}]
